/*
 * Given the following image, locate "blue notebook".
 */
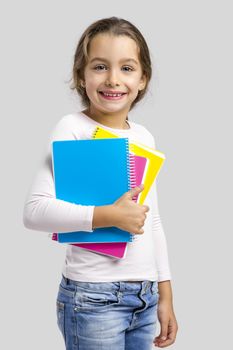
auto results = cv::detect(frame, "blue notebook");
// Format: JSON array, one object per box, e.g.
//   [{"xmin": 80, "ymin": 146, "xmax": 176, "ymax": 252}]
[{"xmin": 52, "ymin": 138, "xmax": 134, "ymax": 243}]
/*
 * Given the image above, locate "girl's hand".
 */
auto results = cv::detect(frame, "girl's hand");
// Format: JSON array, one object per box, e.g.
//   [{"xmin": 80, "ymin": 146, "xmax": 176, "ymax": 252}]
[
  {"xmin": 112, "ymin": 184, "xmax": 150, "ymax": 235},
  {"xmin": 153, "ymin": 299, "xmax": 178, "ymax": 348}
]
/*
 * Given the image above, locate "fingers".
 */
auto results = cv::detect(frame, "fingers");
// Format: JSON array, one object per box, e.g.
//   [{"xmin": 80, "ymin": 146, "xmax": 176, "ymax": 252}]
[
  {"xmin": 134, "ymin": 206, "xmax": 149, "ymax": 234},
  {"xmin": 128, "ymin": 185, "xmax": 144, "ymax": 198},
  {"xmin": 139, "ymin": 183, "xmax": 144, "ymax": 190},
  {"xmin": 153, "ymin": 334, "xmax": 176, "ymax": 347},
  {"xmin": 138, "ymin": 227, "xmax": 144, "ymax": 234},
  {"xmin": 127, "ymin": 187, "xmax": 150, "ymax": 214},
  {"xmin": 157, "ymin": 323, "xmax": 168, "ymax": 345},
  {"xmin": 136, "ymin": 228, "xmax": 144, "ymax": 235},
  {"xmin": 143, "ymin": 205, "xmax": 150, "ymax": 213},
  {"xmin": 133, "ymin": 226, "xmax": 144, "ymax": 235},
  {"xmin": 153, "ymin": 319, "xmax": 178, "ymax": 347}
]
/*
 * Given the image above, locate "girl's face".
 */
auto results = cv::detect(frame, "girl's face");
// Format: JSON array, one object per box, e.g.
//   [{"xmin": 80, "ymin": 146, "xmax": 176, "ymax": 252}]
[{"xmin": 83, "ymin": 33, "xmax": 146, "ymax": 116}]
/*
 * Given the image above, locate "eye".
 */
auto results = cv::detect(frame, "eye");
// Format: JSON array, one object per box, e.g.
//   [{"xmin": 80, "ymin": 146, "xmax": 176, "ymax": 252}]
[
  {"xmin": 122, "ymin": 66, "xmax": 134, "ymax": 72},
  {"xmin": 94, "ymin": 64, "xmax": 107, "ymax": 71},
  {"xmin": 93, "ymin": 64, "xmax": 134, "ymax": 72}
]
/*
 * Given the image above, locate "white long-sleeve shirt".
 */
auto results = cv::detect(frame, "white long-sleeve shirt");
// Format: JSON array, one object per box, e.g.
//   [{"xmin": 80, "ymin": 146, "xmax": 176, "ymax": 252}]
[{"xmin": 23, "ymin": 111, "xmax": 172, "ymax": 282}]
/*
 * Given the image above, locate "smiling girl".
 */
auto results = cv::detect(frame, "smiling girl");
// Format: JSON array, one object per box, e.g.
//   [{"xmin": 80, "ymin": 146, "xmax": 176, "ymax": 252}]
[{"xmin": 23, "ymin": 17, "xmax": 178, "ymax": 350}]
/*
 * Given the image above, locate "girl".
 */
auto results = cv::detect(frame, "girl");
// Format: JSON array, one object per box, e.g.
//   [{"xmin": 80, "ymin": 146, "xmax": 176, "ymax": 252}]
[{"xmin": 23, "ymin": 17, "xmax": 178, "ymax": 349}]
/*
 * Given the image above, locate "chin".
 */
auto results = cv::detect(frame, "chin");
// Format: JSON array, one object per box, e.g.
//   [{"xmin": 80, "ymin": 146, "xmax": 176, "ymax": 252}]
[{"xmin": 93, "ymin": 103, "xmax": 124, "ymax": 113}]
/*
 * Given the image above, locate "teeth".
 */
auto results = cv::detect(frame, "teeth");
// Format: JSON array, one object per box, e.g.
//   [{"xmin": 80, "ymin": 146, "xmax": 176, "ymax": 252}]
[{"xmin": 102, "ymin": 92, "xmax": 124, "ymax": 97}]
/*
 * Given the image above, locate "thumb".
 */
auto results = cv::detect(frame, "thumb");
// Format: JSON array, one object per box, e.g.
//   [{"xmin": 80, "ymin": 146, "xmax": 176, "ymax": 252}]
[
  {"xmin": 128, "ymin": 184, "xmax": 144, "ymax": 198},
  {"xmin": 158, "ymin": 322, "xmax": 168, "ymax": 342}
]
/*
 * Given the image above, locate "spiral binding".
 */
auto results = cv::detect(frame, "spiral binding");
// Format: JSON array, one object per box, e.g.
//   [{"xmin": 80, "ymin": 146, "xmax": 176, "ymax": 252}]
[
  {"xmin": 129, "ymin": 157, "xmax": 137, "ymax": 199},
  {"xmin": 92, "ymin": 128, "xmax": 137, "ymax": 243},
  {"xmin": 125, "ymin": 139, "xmax": 137, "ymax": 242},
  {"xmin": 92, "ymin": 127, "xmax": 99, "ymax": 139}
]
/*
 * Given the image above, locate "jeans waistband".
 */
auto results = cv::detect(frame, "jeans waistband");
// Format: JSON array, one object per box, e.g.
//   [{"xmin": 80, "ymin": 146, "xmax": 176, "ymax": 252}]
[{"xmin": 61, "ymin": 275, "xmax": 158, "ymax": 295}]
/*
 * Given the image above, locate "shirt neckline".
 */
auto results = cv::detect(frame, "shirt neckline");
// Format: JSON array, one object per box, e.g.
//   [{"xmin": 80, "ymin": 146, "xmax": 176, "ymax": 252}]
[{"xmin": 79, "ymin": 111, "xmax": 132, "ymax": 132}]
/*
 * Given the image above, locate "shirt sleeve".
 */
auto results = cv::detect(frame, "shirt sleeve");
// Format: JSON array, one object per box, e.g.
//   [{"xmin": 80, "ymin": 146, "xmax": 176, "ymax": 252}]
[
  {"xmin": 23, "ymin": 117, "xmax": 95, "ymax": 233},
  {"xmin": 150, "ymin": 181, "xmax": 172, "ymax": 281},
  {"xmin": 150, "ymin": 134, "xmax": 172, "ymax": 282}
]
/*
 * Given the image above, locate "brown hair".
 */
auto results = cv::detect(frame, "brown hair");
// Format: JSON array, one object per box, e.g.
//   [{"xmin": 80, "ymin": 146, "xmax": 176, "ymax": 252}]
[{"xmin": 69, "ymin": 17, "xmax": 152, "ymax": 114}]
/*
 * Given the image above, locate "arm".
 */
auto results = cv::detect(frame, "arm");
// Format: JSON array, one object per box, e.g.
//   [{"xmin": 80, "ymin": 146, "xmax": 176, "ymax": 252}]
[
  {"xmin": 23, "ymin": 117, "xmax": 95, "ymax": 233},
  {"xmin": 154, "ymin": 280, "xmax": 178, "ymax": 347},
  {"xmin": 151, "ymin": 184, "xmax": 178, "ymax": 347},
  {"xmin": 149, "ymin": 136, "xmax": 178, "ymax": 347},
  {"xmin": 23, "ymin": 117, "xmax": 148, "ymax": 234},
  {"xmin": 92, "ymin": 205, "xmax": 115, "ymax": 229},
  {"xmin": 23, "ymin": 153, "xmax": 95, "ymax": 233}
]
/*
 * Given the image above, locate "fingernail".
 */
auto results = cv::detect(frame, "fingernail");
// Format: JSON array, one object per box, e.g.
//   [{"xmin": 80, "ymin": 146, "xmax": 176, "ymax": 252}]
[{"xmin": 161, "ymin": 336, "xmax": 167, "ymax": 340}]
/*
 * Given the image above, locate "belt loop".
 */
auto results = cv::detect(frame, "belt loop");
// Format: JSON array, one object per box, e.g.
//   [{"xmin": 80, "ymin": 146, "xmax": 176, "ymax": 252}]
[
  {"xmin": 143, "ymin": 281, "xmax": 151, "ymax": 294},
  {"xmin": 62, "ymin": 274, "xmax": 68, "ymax": 285},
  {"xmin": 150, "ymin": 281, "xmax": 153, "ymax": 294},
  {"xmin": 119, "ymin": 281, "xmax": 123, "ymax": 292},
  {"xmin": 150, "ymin": 281, "xmax": 153, "ymax": 293},
  {"xmin": 150, "ymin": 281, "xmax": 157, "ymax": 294},
  {"xmin": 141, "ymin": 281, "xmax": 146, "ymax": 294}
]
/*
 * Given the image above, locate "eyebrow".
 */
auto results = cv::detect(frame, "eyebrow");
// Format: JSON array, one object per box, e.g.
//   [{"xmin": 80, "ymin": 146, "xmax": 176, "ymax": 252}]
[{"xmin": 89, "ymin": 57, "xmax": 139, "ymax": 65}]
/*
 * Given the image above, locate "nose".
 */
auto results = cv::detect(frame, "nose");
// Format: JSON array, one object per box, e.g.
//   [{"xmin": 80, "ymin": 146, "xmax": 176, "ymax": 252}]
[{"xmin": 105, "ymin": 69, "xmax": 120, "ymax": 87}]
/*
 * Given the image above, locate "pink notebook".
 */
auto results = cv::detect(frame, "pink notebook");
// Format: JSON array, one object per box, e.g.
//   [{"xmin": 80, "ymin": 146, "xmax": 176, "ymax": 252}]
[
  {"xmin": 52, "ymin": 153, "xmax": 147, "ymax": 259},
  {"xmin": 52, "ymin": 234, "xmax": 128, "ymax": 259}
]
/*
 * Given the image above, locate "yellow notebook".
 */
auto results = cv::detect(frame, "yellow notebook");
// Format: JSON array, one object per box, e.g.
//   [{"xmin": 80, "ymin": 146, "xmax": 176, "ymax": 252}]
[{"xmin": 92, "ymin": 126, "xmax": 165, "ymax": 205}]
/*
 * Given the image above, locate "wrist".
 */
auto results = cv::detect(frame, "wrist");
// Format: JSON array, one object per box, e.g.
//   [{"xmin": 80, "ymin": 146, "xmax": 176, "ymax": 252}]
[
  {"xmin": 158, "ymin": 280, "xmax": 173, "ymax": 302},
  {"xmin": 92, "ymin": 204, "xmax": 117, "ymax": 229}
]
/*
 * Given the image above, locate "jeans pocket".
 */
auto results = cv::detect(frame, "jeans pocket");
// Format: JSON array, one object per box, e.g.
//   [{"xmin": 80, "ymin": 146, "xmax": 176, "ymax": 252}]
[
  {"xmin": 77, "ymin": 290, "xmax": 120, "ymax": 309},
  {"xmin": 56, "ymin": 300, "xmax": 66, "ymax": 342}
]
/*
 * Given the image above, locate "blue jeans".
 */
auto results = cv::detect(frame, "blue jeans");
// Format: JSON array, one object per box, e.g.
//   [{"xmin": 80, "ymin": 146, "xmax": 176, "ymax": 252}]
[{"xmin": 56, "ymin": 275, "xmax": 159, "ymax": 350}]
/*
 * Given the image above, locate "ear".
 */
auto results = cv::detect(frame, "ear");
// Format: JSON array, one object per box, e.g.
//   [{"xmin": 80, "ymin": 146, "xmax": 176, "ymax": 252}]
[
  {"xmin": 138, "ymin": 74, "xmax": 147, "ymax": 91},
  {"xmin": 80, "ymin": 80, "xmax": 86, "ymax": 88}
]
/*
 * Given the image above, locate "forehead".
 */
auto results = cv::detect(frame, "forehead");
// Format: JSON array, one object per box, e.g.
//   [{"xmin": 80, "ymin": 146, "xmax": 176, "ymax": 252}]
[{"xmin": 87, "ymin": 33, "xmax": 140, "ymax": 62}]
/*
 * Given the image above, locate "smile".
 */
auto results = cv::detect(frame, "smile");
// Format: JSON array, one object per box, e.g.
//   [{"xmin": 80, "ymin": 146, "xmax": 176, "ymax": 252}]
[{"xmin": 98, "ymin": 91, "xmax": 127, "ymax": 100}]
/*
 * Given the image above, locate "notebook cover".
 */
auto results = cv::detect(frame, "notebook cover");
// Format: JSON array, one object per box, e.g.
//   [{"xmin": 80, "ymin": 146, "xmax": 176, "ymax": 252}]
[
  {"xmin": 69, "ymin": 153, "xmax": 147, "ymax": 255},
  {"xmin": 92, "ymin": 126, "xmax": 165, "ymax": 205},
  {"xmin": 52, "ymin": 153, "xmax": 147, "ymax": 258},
  {"xmin": 52, "ymin": 138, "xmax": 134, "ymax": 244},
  {"xmin": 52, "ymin": 233, "xmax": 128, "ymax": 259}
]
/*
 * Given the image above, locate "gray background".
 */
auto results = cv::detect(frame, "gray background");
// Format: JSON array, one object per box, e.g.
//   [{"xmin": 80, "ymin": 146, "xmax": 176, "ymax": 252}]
[{"xmin": 0, "ymin": 1, "xmax": 232, "ymax": 349}]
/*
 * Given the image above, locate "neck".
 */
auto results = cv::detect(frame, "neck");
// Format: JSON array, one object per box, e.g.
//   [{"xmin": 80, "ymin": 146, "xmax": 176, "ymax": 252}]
[{"xmin": 83, "ymin": 107, "xmax": 130, "ymax": 130}]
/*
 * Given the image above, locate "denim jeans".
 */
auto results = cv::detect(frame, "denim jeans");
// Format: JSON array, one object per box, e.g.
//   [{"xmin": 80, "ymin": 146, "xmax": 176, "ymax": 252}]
[{"xmin": 56, "ymin": 275, "xmax": 159, "ymax": 350}]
